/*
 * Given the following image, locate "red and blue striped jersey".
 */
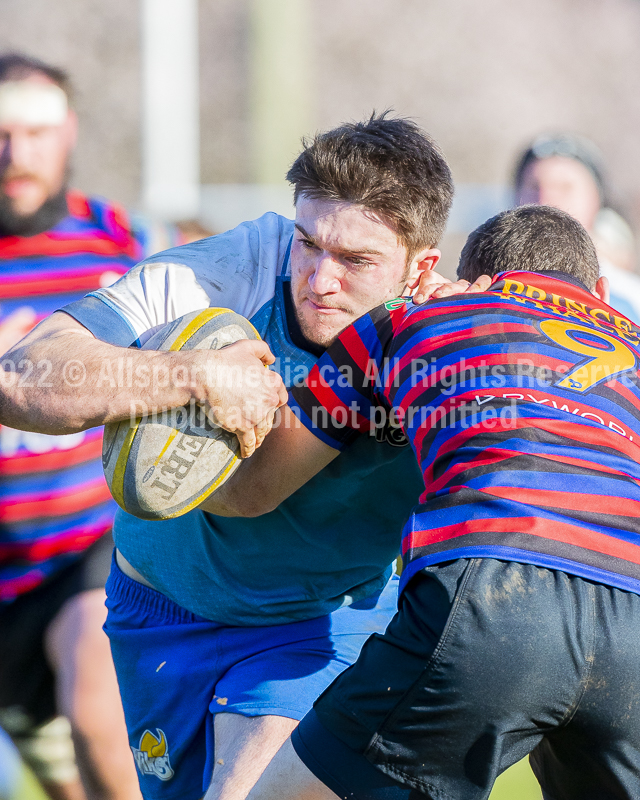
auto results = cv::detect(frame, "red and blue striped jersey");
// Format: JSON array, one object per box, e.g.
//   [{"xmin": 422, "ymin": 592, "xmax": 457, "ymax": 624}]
[
  {"xmin": 0, "ymin": 191, "xmax": 147, "ymax": 601},
  {"xmin": 291, "ymin": 271, "xmax": 640, "ymax": 595}
]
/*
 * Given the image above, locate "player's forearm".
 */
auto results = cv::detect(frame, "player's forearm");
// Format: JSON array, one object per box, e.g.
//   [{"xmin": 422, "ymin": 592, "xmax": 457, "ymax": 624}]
[
  {"xmin": 0, "ymin": 314, "xmax": 200, "ymax": 433},
  {"xmin": 199, "ymin": 406, "xmax": 339, "ymax": 517}
]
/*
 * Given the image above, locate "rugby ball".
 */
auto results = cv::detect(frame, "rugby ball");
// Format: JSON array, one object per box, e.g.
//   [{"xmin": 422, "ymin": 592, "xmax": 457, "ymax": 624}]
[{"xmin": 102, "ymin": 308, "xmax": 261, "ymax": 520}]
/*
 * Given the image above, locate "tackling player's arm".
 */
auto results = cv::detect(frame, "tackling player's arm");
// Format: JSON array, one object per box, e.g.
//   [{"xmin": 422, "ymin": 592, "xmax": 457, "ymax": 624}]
[{"xmin": 0, "ymin": 311, "xmax": 288, "ymax": 457}]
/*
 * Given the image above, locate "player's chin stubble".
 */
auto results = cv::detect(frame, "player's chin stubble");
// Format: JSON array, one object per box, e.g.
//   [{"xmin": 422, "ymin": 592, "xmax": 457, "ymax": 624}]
[{"xmin": 296, "ymin": 301, "xmax": 356, "ymax": 349}]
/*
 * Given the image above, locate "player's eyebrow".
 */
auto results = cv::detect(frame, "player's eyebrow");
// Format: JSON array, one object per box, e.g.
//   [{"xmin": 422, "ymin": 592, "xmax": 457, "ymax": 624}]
[{"xmin": 294, "ymin": 223, "xmax": 385, "ymax": 257}]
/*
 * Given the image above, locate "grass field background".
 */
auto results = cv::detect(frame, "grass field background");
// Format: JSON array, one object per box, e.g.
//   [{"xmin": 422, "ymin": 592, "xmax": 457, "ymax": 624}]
[
  {"xmin": 12, "ymin": 764, "xmax": 48, "ymax": 800},
  {"xmin": 490, "ymin": 758, "xmax": 542, "ymax": 799}
]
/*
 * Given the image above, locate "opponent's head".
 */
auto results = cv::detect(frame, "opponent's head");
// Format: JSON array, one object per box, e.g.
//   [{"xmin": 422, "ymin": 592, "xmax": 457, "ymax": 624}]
[
  {"xmin": 514, "ymin": 134, "xmax": 605, "ymax": 234},
  {"xmin": 286, "ymin": 112, "xmax": 453, "ymax": 347},
  {"xmin": 0, "ymin": 53, "xmax": 77, "ymax": 235},
  {"xmin": 457, "ymin": 205, "xmax": 607, "ymax": 299}
]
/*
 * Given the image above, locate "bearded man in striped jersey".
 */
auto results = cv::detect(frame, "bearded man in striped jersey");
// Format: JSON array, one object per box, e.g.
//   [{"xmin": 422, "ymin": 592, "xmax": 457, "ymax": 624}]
[{"xmin": 0, "ymin": 53, "xmax": 146, "ymax": 800}]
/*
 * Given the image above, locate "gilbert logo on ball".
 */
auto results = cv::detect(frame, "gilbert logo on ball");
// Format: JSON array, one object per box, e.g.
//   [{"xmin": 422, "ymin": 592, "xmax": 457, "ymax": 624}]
[{"xmin": 102, "ymin": 308, "xmax": 261, "ymax": 520}]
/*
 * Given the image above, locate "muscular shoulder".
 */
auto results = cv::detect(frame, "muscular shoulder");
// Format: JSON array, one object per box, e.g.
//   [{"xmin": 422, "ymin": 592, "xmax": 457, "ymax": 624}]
[
  {"xmin": 141, "ymin": 212, "xmax": 293, "ymax": 277},
  {"xmin": 82, "ymin": 213, "xmax": 294, "ymax": 342}
]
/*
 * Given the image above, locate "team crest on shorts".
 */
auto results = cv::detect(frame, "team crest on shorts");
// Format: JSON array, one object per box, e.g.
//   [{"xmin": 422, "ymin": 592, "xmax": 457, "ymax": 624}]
[{"xmin": 131, "ymin": 728, "xmax": 174, "ymax": 780}]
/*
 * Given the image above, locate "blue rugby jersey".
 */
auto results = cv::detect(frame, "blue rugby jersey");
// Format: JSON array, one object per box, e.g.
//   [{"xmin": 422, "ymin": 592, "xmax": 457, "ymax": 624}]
[
  {"xmin": 291, "ymin": 270, "xmax": 640, "ymax": 596},
  {"xmin": 0, "ymin": 191, "xmax": 147, "ymax": 601},
  {"xmin": 62, "ymin": 213, "xmax": 424, "ymax": 625}
]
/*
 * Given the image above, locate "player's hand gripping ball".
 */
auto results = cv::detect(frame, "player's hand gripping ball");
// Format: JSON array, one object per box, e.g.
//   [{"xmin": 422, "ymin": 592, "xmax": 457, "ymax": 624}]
[{"xmin": 102, "ymin": 308, "xmax": 261, "ymax": 520}]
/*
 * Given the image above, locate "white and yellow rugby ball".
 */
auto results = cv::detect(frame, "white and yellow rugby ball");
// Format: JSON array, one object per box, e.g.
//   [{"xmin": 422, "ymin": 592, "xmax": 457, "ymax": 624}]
[{"xmin": 102, "ymin": 308, "xmax": 261, "ymax": 520}]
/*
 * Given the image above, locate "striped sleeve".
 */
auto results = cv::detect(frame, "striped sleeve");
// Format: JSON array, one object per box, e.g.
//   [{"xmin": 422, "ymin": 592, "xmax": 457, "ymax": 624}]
[{"xmin": 289, "ymin": 301, "xmax": 406, "ymax": 448}]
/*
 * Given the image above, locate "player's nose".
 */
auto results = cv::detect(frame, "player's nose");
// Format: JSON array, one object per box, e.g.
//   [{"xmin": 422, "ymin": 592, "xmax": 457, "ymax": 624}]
[
  {"xmin": 308, "ymin": 254, "xmax": 341, "ymax": 295},
  {"xmin": 6, "ymin": 131, "xmax": 35, "ymax": 171}
]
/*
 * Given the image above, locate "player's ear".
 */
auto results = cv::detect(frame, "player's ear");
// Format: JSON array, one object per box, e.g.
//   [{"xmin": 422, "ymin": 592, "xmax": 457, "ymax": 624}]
[
  {"xmin": 406, "ymin": 247, "xmax": 441, "ymax": 285},
  {"xmin": 593, "ymin": 276, "xmax": 610, "ymax": 305}
]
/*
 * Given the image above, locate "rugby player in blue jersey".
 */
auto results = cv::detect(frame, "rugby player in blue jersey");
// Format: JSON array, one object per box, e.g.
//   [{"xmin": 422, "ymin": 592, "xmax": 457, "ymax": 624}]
[
  {"xmin": 0, "ymin": 115, "xmax": 483, "ymax": 800},
  {"xmin": 221, "ymin": 206, "xmax": 640, "ymax": 800}
]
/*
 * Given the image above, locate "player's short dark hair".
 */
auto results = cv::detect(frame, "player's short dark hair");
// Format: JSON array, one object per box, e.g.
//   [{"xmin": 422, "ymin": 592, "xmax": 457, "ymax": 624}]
[
  {"xmin": 0, "ymin": 53, "xmax": 72, "ymax": 101},
  {"xmin": 457, "ymin": 205, "xmax": 600, "ymax": 290},
  {"xmin": 287, "ymin": 111, "xmax": 454, "ymax": 260}
]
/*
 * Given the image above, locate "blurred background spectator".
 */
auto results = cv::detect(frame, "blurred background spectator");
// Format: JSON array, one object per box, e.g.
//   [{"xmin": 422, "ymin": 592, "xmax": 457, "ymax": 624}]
[
  {"xmin": 513, "ymin": 133, "xmax": 640, "ymax": 321},
  {"xmin": 0, "ymin": 40, "xmax": 212, "ymax": 800},
  {"xmin": 0, "ymin": 53, "xmax": 144, "ymax": 800}
]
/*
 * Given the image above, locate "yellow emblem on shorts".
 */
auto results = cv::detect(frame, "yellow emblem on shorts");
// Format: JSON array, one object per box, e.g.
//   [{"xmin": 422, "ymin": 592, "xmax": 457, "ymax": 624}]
[{"xmin": 131, "ymin": 728, "xmax": 174, "ymax": 781}]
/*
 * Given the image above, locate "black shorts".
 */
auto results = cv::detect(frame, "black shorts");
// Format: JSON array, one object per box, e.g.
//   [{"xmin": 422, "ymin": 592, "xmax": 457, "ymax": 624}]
[
  {"xmin": 0, "ymin": 533, "xmax": 114, "ymax": 727},
  {"xmin": 293, "ymin": 558, "xmax": 640, "ymax": 800}
]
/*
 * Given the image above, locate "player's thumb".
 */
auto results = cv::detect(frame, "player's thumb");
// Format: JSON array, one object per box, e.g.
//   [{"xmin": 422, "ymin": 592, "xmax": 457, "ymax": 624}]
[{"xmin": 246, "ymin": 339, "xmax": 277, "ymax": 366}]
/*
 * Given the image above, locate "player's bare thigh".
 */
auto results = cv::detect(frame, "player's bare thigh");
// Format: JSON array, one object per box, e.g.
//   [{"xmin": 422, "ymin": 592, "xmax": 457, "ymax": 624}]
[
  {"xmin": 245, "ymin": 736, "xmax": 338, "ymax": 800},
  {"xmin": 204, "ymin": 713, "xmax": 300, "ymax": 800}
]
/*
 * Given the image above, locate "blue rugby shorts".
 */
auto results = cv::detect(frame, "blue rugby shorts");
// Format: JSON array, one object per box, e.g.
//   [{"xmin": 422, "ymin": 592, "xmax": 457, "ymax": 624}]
[{"xmin": 103, "ymin": 554, "xmax": 399, "ymax": 800}]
